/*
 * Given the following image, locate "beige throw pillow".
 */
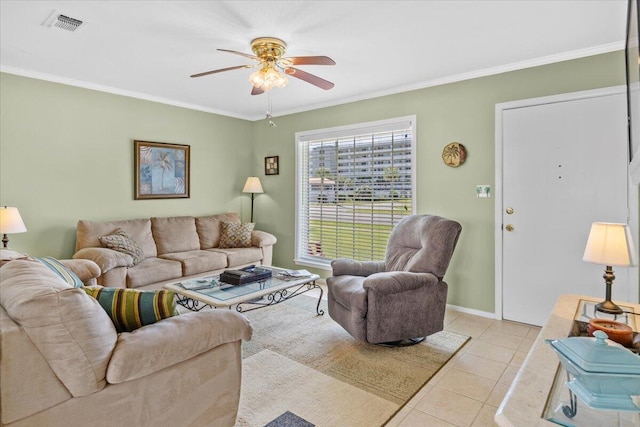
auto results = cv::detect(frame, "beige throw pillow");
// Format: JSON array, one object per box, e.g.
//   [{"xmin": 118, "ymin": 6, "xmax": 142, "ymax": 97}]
[
  {"xmin": 99, "ymin": 229, "xmax": 145, "ymax": 265},
  {"xmin": 219, "ymin": 222, "xmax": 254, "ymax": 248}
]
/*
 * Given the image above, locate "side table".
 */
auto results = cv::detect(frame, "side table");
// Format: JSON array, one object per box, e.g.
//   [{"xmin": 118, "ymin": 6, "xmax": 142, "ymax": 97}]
[{"xmin": 495, "ymin": 294, "xmax": 640, "ymax": 427}]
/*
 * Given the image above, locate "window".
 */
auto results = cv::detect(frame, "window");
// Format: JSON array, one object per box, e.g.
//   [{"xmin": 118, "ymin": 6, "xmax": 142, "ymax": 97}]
[{"xmin": 295, "ymin": 116, "xmax": 416, "ymax": 269}]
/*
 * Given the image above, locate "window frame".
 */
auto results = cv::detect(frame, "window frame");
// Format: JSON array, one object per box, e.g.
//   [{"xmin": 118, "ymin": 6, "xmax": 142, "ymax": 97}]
[{"xmin": 294, "ymin": 115, "xmax": 417, "ymax": 270}]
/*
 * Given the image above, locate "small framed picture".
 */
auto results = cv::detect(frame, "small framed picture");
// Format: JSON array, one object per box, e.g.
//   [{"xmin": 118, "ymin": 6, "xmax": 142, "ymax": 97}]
[{"xmin": 265, "ymin": 156, "xmax": 279, "ymax": 175}]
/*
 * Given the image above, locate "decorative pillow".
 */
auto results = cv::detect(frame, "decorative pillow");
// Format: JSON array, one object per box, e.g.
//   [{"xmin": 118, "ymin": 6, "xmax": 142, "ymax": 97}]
[
  {"xmin": 83, "ymin": 287, "xmax": 178, "ymax": 333},
  {"xmin": 219, "ymin": 221, "xmax": 255, "ymax": 248},
  {"xmin": 34, "ymin": 256, "xmax": 84, "ymax": 288},
  {"xmin": 98, "ymin": 229, "xmax": 145, "ymax": 265}
]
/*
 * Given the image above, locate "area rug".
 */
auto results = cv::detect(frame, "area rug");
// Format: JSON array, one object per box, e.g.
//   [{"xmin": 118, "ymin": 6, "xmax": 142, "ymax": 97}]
[{"xmin": 234, "ymin": 295, "xmax": 470, "ymax": 427}]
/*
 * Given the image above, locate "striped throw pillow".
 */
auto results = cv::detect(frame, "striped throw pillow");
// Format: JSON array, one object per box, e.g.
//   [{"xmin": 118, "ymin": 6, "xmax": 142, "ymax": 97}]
[
  {"xmin": 83, "ymin": 287, "xmax": 178, "ymax": 333},
  {"xmin": 34, "ymin": 257, "xmax": 84, "ymax": 288}
]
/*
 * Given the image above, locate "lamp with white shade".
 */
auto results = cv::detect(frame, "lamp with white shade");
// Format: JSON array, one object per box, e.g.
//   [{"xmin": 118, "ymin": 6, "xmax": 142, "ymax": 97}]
[
  {"xmin": 582, "ymin": 222, "xmax": 637, "ymax": 315},
  {"xmin": 242, "ymin": 177, "xmax": 264, "ymax": 223},
  {"xmin": 0, "ymin": 206, "xmax": 27, "ymax": 249}
]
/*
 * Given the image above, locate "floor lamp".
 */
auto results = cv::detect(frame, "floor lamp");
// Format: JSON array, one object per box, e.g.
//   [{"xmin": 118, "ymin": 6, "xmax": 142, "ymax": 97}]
[{"xmin": 242, "ymin": 177, "xmax": 264, "ymax": 223}]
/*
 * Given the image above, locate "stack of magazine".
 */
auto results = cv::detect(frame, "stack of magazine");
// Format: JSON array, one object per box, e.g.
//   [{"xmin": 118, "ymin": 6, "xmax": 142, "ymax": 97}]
[
  {"xmin": 178, "ymin": 278, "xmax": 219, "ymax": 291},
  {"xmin": 276, "ymin": 269, "xmax": 313, "ymax": 281}
]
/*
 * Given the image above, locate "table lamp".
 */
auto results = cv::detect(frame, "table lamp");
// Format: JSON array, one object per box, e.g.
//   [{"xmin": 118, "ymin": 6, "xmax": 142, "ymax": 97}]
[
  {"xmin": 582, "ymin": 222, "xmax": 637, "ymax": 315},
  {"xmin": 0, "ymin": 206, "xmax": 27, "ymax": 249},
  {"xmin": 242, "ymin": 177, "xmax": 264, "ymax": 223}
]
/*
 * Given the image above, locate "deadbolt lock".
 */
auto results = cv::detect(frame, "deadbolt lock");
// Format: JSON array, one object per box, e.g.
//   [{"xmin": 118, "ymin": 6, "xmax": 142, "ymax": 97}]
[
  {"xmin": 505, "ymin": 224, "xmax": 514, "ymax": 232},
  {"xmin": 506, "ymin": 207, "xmax": 514, "ymax": 215}
]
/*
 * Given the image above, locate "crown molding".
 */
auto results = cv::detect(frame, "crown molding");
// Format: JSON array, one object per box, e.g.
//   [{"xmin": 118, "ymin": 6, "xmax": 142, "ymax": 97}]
[
  {"xmin": 1, "ymin": 41, "xmax": 624, "ymax": 122},
  {"xmin": 0, "ymin": 65, "xmax": 252, "ymax": 120}
]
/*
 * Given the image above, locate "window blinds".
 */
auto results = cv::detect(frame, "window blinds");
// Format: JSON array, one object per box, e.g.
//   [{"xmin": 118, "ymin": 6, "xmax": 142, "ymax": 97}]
[{"xmin": 295, "ymin": 116, "xmax": 415, "ymax": 268}]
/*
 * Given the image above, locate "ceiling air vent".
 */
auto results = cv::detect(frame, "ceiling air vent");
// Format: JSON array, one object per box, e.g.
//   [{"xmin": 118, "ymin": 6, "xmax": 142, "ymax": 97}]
[{"xmin": 42, "ymin": 10, "xmax": 85, "ymax": 32}]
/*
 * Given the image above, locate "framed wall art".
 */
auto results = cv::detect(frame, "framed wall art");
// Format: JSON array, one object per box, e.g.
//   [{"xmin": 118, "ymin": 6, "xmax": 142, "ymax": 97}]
[
  {"xmin": 265, "ymin": 155, "xmax": 279, "ymax": 175},
  {"xmin": 134, "ymin": 140, "xmax": 190, "ymax": 200}
]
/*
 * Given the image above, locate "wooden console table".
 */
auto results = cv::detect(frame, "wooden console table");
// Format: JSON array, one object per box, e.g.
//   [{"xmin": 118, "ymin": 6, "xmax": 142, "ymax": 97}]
[{"xmin": 495, "ymin": 294, "xmax": 640, "ymax": 427}]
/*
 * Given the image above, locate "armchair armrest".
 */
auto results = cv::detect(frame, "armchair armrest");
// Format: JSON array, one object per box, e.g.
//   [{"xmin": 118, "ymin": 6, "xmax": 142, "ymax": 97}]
[
  {"xmin": 59, "ymin": 259, "xmax": 101, "ymax": 285},
  {"xmin": 251, "ymin": 230, "xmax": 277, "ymax": 248},
  {"xmin": 363, "ymin": 271, "xmax": 441, "ymax": 295},
  {"xmin": 106, "ymin": 310, "xmax": 252, "ymax": 384},
  {"xmin": 330, "ymin": 258, "xmax": 385, "ymax": 277},
  {"xmin": 73, "ymin": 247, "xmax": 133, "ymax": 273}
]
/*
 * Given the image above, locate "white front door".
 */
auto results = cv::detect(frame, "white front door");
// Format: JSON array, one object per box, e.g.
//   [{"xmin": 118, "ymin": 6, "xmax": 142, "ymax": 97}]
[{"xmin": 497, "ymin": 89, "xmax": 632, "ymax": 326}]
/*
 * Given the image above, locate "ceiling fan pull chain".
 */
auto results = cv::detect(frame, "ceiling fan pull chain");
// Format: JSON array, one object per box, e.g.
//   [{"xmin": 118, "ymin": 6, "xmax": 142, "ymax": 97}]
[{"xmin": 266, "ymin": 93, "xmax": 276, "ymax": 127}]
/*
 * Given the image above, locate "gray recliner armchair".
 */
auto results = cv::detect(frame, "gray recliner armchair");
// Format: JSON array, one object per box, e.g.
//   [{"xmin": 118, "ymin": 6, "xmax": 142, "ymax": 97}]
[{"xmin": 327, "ymin": 214, "xmax": 462, "ymax": 345}]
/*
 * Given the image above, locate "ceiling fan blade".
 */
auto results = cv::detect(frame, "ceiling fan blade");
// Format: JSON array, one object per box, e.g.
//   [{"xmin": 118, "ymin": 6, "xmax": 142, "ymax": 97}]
[
  {"xmin": 282, "ymin": 56, "xmax": 335, "ymax": 66},
  {"xmin": 251, "ymin": 86, "xmax": 265, "ymax": 96},
  {"xmin": 190, "ymin": 64, "xmax": 255, "ymax": 78},
  {"xmin": 284, "ymin": 67, "xmax": 334, "ymax": 90},
  {"xmin": 217, "ymin": 48, "xmax": 259, "ymax": 61}
]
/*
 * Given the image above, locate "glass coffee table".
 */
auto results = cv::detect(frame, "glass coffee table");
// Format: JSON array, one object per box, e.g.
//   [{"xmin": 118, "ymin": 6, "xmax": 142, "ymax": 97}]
[{"xmin": 163, "ymin": 266, "xmax": 323, "ymax": 315}]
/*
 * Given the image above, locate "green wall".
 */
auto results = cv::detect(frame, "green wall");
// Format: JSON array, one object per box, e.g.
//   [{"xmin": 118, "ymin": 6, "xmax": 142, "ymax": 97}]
[
  {"xmin": 0, "ymin": 51, "xmax": 625, "ymax": 313},
  {"xmin": 0, "ymin": 73, "xmax": 254, "ymax": 257},
  {"xmin": 248, "ymin": 51, "xmax": 626, "ymax": 313}
]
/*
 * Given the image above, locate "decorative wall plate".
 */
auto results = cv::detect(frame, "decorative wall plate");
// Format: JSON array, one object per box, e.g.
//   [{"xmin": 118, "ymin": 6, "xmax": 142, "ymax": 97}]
[{"xmin": 442, "ymin": 142, "xmax": 467, "ymax": 167}]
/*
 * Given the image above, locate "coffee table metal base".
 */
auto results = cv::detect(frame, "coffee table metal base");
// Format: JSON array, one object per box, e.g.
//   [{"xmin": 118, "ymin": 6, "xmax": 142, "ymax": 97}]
[{"xmin": 175, "ymin": 280, "xmax": 324, "ymax": 315}]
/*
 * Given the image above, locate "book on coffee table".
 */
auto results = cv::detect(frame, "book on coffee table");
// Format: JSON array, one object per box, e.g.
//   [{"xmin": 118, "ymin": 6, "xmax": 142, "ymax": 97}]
[{"xmin": 220, "ymin": 266, "xmax": 272, "ymax": 286}]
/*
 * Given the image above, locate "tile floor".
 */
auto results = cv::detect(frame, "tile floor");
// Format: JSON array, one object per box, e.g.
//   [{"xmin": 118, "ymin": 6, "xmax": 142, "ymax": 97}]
[
  {"xmin": 385, "ymin": 308, "xmax": 541, "ymax": 427},
  {"xmin": 307, "ymin": 282, "xmax": 541, "ymax": 427}
]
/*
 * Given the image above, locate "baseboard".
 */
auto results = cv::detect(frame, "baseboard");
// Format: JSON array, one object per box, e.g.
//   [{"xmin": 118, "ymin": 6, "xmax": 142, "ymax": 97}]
[{"xmin": 446, "ymin": 303, "xmax": 496, "ymax": 319}]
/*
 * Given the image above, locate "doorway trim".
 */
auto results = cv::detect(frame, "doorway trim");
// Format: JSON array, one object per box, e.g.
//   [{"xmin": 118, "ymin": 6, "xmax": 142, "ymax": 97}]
[{"xmin": 494, "ymin": 85, "xmax": 638, "ymax": 320}]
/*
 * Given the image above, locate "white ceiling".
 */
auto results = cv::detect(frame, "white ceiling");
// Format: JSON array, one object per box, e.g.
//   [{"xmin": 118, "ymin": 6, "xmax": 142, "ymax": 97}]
[{"xmin": 0, "ymin": 1, "xmax": 629, "ymax": 121}]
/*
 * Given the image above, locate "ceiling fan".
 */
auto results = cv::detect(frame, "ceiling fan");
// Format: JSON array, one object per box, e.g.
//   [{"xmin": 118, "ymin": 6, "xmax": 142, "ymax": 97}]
[{"xmin": 190, "ymin": 37, "xmax": 335, "ymax": 95}]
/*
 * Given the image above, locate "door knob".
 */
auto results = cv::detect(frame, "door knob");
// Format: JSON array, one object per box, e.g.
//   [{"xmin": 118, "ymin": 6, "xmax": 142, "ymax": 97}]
[
  {"xmin": 506, "ymin": 207, "xmax": 514, "ymax": 215},
  {"xmin": 505, "ymin": 224, "xmax": 514, "ymax": 232}
]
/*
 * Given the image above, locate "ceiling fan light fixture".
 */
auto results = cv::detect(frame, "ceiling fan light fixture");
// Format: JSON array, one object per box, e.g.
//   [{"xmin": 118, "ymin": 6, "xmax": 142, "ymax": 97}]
[
  {"xmin": 249, "ymin": 64, "xmax": 288, "ymax": 92},
  {"xmin": 192, "ymin": 36, "xmax": 334, "ymax": 95}
]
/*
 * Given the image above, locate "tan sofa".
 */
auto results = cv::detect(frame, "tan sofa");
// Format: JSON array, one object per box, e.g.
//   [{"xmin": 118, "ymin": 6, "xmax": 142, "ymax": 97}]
[
  {"xmin": 72, "ymin": 213, "xmax": 277, "ymax": 289},
  {"xmin": 0, "ymin": 258, "xmax": 253, "ymax": 427}
]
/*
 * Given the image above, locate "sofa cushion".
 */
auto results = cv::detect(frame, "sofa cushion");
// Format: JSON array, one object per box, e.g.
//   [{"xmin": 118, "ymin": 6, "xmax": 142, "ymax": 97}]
[
  {"xmin": 83, "ymin": 287, "xmax": 178, "ymax": 333},
  {"xmin": 76, "ymin": 218, "xmax": 157, "ymax": 258},
  {"xmin": 34, "ymin": 257, "xmax": 84, "ymax": 288},
  {"xmin": 208, "ymin": 247, "xmax": 263, "ymax": 267},
  {"xmin": 195, "ymin": 213, "xmax": 241, "ymax": 249},
  {"xmin": 126, "ymin": 257, "xmax": 182, "ymax": 288},
  {"xmin": 0, "ymin": 306, "xmax": 72, "ymax": 425},
  {"xmin": 151, "ymin": 216, "xmax": 200, "ymax": 255},
  {"xmin": 219, "ymin": 222, "xmax": 255, "ymax": 248},
  {"xmin": 0, "ymin": 259, "xmax": 117, "ymax": 397},
  {"xmin": 98, "ymin": 229, "xmax": 145, "ymax": 265},
  {"xmin": 159, "ymin": 250, "xmax": 228, "ymax": 276}
]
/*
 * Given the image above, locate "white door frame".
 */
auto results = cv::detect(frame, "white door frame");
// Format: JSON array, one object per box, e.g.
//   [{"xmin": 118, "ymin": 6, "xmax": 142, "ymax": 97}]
[{"xmin": 494, "ymin": 86, "xmax": 639, "ymax": 320}]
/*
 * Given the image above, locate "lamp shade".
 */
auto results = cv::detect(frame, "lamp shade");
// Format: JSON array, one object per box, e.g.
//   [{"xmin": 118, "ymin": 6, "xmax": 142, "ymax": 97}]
[
  {"xmin": 0, "ymin": 206, "xmax": 27, "ymax": 234},
  {"xmin": 583, "ymin": 222, "xmax": 637, "ymax": 267},
  {"xmin": 0, "ymin": 207, "xmax": 27, "ymax": 234},
  {"xmin": 242, "ymin": 177, "xmax": 264, "ymax": 194}
]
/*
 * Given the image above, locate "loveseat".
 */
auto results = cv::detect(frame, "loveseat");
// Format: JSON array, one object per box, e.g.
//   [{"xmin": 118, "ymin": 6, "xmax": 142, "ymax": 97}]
[
  {"xmin": 72, "ymin": 213, "xmax": 277, "ymax": 289},
  {"xmin": 0, "ymin": 258, "xmax": 253, "ymax": 427}
]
